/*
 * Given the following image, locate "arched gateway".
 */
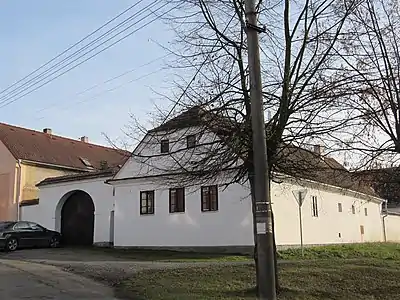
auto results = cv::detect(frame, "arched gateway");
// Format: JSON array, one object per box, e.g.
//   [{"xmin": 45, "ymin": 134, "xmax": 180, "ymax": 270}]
[{"xmin": 58, "ymin": 190, "xmax": 95, "ymax": 246}]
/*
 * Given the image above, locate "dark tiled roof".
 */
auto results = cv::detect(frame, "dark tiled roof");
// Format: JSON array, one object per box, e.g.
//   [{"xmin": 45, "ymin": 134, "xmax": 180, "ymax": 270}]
[
  {"xmin": 37, "ymin": 169, "xmax": 117, "ymax": 186},
  {"xmin": 276, "ymin": 146, "xmax": 378, "ymax": 197},
  {"xmin": 0, "ymin": 123, "xmax": 130, "ymax": 171},
  {"xmin": 354, "ymin": 168, "xmax": 400, "ymax": 204},
  {"xmin": 149, "ymin": 106, "xmax": 207, "ymax": 132}
]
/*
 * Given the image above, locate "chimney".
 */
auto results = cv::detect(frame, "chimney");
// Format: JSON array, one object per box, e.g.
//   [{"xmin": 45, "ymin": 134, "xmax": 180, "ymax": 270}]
[
  {"xmin": 43, "ymin": 128, "xmax": 52, "ymax": 135},
  {"xmin": 313, "ymin": 144, "xmax": 324, "ymax": 155},
  {"xmin": 80, "ymin": 136, "xmax": 89, "ymax": 143}
]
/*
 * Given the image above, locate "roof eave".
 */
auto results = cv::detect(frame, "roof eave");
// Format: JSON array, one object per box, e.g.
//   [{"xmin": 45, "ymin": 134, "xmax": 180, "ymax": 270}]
[
  {"xmin": 21, "ymin": 159, "xmax": 93, "ymax": 172},
  {"xmin": 37, "ymin": 171, "xmax": 114, "ymax": 187}
]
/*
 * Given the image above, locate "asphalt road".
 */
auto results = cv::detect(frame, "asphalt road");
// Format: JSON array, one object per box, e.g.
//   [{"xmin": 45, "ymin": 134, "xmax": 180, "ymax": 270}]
[{"xmin": 0, "ymin": 259, "xmax": 119, "ymax": 299}]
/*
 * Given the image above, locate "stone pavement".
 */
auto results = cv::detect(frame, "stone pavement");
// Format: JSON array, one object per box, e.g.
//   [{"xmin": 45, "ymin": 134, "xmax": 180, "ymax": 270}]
[{"xmin": 0, "ymin": 259, "xmax": 119, "ymax": 299}]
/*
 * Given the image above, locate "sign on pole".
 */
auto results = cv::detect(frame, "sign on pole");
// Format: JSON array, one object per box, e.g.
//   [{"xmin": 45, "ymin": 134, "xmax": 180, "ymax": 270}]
[{"xmin": 292, "ymin": 189, "xmax": 307, "ymax": 207}]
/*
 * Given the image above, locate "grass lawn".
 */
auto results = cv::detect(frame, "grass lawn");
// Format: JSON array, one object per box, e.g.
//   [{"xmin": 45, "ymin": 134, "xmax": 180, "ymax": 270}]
[
  {"xmin": 278, "ymin": 242, "xmax": 400, "ymax": 260},
  {"xmin": 87, "ymin": 246, "xmax": 251, "ymax": 262},
  {"xmin": 88, "ymin": 242, "xmax": 400, "ymax": 262},
  {"xmin": 115, "ymin": 259, "xmax": 400, "ymax": 300},
  {"xmin": 114, "ymin": 243, "xmax": 400, "ymax": 300}
]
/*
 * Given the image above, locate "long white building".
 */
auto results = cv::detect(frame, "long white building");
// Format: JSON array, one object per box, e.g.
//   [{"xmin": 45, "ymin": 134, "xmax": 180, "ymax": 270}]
[{"xmin": 21, "ymin": 108, "xmax": 397, "ymax": 251}]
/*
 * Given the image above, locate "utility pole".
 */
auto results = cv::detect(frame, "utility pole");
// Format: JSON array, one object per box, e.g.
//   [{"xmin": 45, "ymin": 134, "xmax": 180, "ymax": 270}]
[{"xmin": 244, "ymin": 0, "xmax": 277, "ymax": 299}]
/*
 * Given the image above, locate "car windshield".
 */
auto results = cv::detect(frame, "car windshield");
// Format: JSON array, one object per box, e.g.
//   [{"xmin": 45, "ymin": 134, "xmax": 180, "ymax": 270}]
[{"xmin": 0, "ymin": 222, "xmax": 14, "ymax": 230}]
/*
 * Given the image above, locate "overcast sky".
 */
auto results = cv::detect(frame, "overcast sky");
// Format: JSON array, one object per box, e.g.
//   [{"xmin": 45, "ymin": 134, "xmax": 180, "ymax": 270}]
[{"xmin": 0, "ymin": 0, "xmax": 175, "ymax": 147}]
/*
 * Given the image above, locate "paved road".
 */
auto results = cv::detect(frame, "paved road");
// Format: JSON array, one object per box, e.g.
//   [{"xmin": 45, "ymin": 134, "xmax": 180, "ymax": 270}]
[{"xmin": 0, "ymin": 259, "xmax": 119, "ymax": 299}]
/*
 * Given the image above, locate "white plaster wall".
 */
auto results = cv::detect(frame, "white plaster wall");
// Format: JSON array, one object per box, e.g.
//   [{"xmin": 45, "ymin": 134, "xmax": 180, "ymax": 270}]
[
  {"xmin": 271, "ymin": 181, "xmax": 383, "ymax": 245},
  {"xmin": 114, "ymin": 177, "xmax": 384, "ymax": 248},
  {"xmin": 21, "ymin": 205, "xmax": 40, "ymax": 224},
  {"xmin": 114, "ymin": 180, "xmax": 254, "ymax": 247},
  {"xmin": 385, "ymin": 215, "xmax": 400, "ymax": 242},
  {"xmin": 21, "ymin": 177, "xmax": 114, "ymax": 244},
  {"xmin": 115, "ymin": 128, "xmax": 240, "ymax": 179}
]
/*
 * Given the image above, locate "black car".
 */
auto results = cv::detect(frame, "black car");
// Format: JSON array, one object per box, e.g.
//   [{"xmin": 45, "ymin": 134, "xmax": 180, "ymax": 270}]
[{"xmin": 0, "ymin": 221, "xmax": 61, "ymax": 251}]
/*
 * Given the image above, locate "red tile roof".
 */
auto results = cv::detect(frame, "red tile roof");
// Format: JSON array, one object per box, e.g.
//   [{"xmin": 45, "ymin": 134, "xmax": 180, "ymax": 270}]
[{"xmin": 0, "ymin": 123, "xmax": 130, "ymax": 171}]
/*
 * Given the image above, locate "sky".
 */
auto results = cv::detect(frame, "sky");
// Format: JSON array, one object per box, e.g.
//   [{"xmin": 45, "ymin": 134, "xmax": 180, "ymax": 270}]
[{"xmin": 0, "ymin": 1, "xmax": 176, "ymax": 147}]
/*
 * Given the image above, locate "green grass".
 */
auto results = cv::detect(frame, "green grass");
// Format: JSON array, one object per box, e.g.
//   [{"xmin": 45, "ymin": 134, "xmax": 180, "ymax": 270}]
[
  {"xmin": 115, "ymin": 259, "xmax": 400, "ymax": 300},
  {"xmin": 85, "ymin": 246, "xmax": 251, "ymax": 262},
  {"xmin": 112, "ymin": 243, "xmax": 400, "ymax": 299},
  {"xmin": 278, "ymin": 243, "xmax": 400, "ymax": 260},
  {"xmin": 90, "ymin": 242, "xmax": 400, "ymax": 262}
]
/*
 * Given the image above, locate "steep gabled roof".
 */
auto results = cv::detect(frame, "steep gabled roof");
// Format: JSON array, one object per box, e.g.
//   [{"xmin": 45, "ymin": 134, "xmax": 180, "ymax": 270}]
[
  {"xmin": 0, "ymin": 122, "xmax": 130, "ymax": 171},
  {"xmin": 149, "ymin": 106, "xmax": 206, "ymax": 132}
]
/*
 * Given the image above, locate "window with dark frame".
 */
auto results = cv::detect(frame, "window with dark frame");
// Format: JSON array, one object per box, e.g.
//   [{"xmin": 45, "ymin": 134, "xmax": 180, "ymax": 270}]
[
  {"xmin": 364, "ymin": 207, "xmax": 368, "ymax": 216},
  {"xmin": 338, "ymin": 203, "xmax": 343, "ymax": 213},
  {"xmin": 201, "ymin": 185, "xmax": 218, "ymax": 212},
  {"xmin": 160, "ymin": 139, "xmax": 169, "ymax": 153},
  {"xmin": 169, "ymin": 188, "xmax": 185, "ymax": 213},
  {"xmin": 140, "ymin": 191, "xmax": 155, "ymax": 215},
  {"xmin": 352, "ymin": 205, "xmax": 356, "ymax": 214},
  {"xmin": 312, "ymin": 196, "xmax": 318, "ymax": 217},
  {"xmin": 186, "ymin": 135, "xmax": 196, "ymax": 148}
]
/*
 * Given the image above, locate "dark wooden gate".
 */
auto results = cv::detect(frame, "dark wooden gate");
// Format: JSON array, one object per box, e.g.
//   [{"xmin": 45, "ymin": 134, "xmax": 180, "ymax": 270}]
[{"xmin": 61, "ymin": 191, "xmax": 95, "ymax": 246}]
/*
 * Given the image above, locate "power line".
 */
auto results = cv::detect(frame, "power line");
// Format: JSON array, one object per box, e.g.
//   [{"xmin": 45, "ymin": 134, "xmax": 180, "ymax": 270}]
[
  {"xmin": 74, "ymin": 53, "xmax": 171, "ymax": 98},
  {"xmin": 35, "ymin": 55, "xmax": 170, "ymax": 115},
  {"xmin": 35, "ymin": 67, "xmax": 166, "ymax": 120},
  {"xmin": 0, "ymin": 0, "xmax": 160, "ymax": 105},
  {"xmin": 0, "ymin": 2, "xmax": 176, "ymax": 109},
  {"xmin": 0, "ymin": 0, "xmax": 146, "ymax": 97}
]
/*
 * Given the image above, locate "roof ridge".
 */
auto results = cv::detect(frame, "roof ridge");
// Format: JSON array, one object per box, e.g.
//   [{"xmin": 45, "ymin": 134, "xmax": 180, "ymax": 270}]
[{"xmin": 0, "ymin": 121, "xmax": 126, "ymax": 153}]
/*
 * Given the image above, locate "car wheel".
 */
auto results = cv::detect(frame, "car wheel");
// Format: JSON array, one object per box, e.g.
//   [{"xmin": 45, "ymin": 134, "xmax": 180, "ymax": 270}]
[
  {"xmin": 5, "ymin": 237, "xmax": 18, "ymax": 252},
  {"xmin": 49, "ymin": 236, "xmax": 60, "ymax": 248}
]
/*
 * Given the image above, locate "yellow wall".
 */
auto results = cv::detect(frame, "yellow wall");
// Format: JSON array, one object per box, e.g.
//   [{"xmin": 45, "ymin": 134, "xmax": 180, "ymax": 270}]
[
  {"xmin": 0, "ymin": 139, "xmax": 82, "ymax": 220},
  {"xmin": 20, "ymin": 164, "xmax": 76, "ymax": 202}
]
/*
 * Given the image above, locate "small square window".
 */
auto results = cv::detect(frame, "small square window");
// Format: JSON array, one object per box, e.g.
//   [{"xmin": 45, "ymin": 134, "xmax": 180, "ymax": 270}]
[
  {"xmin": 352, "ymin": 205, "xmax": 356, "ymax": 214},
  {"xmin": 140, "ymin": 191, "xmax": 155, "ymax": 215},
  {"xmin": 364, "ymin": 207, "xmax": 368, "ymax": 216},
  {"xmin": 201, "ymin": 185, "xmax": 218, "ymax": 212},
  {"xmin": 161, "ymin": 139, "xmax": 169, "ymax": 153},
  {"xmin": 187, "ymin": 135, "xmax": 196, "ymax": 148},
  {"xmin": 169, "ymin": 188, "xmax": 185, "ymax": 213},
  {"xmin": 338, "ymin": 203, "xmax": 342, "ymax": 213}
]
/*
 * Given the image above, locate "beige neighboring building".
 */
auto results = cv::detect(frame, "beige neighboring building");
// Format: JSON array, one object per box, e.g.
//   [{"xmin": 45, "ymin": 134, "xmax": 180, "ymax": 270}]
[{"xmin": 0, "ymin": 123, "xmax": 128, "ymax": 221}]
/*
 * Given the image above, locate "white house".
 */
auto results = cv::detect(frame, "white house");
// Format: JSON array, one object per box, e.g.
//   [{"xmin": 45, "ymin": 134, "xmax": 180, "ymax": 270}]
[{"xmin": 22, "ymin": 107, "xmax": 399, "ymax": 251}]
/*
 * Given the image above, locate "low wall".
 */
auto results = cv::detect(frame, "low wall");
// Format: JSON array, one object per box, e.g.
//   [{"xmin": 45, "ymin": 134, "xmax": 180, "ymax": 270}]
[
  {"xmin": 20, "ymin": 203, "xmax": 41, "ymax": 223},
  {"xmin": 384, "ymin": 214, "xmax": 400, "ymax": 242}
]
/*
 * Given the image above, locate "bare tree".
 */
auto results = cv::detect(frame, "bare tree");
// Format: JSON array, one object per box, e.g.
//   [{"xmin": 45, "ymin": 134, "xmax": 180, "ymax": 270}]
[
  {"xmin": 124, "ymin": 0, "xmax": 361, "ymax": 295},
  {"xmin": 331, "ymin": 0, "xmax": 400, "ymax": 169}
]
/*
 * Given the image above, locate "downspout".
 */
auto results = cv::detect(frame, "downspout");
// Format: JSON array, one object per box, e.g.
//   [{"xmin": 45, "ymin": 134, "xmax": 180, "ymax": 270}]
[
  {"xmin": 382, "ymin": 200, "xmax": 388, "ymax": 243},
  {"xmin": 15, "ymin": 159, "xmax": 22, "ymax": 221}
]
